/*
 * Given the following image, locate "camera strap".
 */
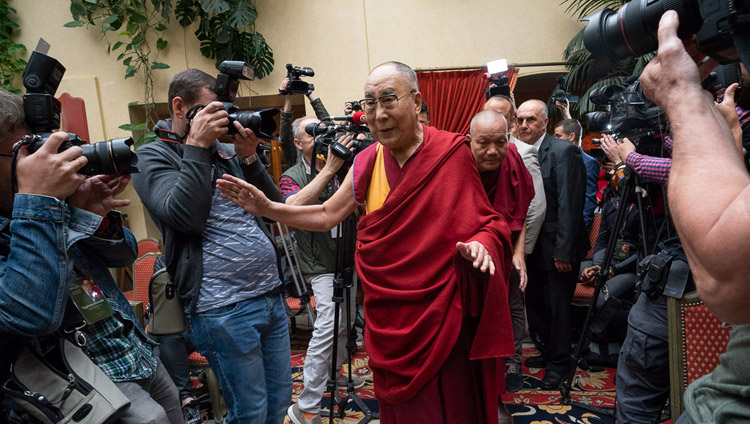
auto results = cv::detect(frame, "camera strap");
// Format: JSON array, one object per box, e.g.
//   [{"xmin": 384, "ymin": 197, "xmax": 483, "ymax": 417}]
[
  {"xmin": 182, "ymin": 104, "xmax": 206, "ymax": 139},
  {"xmin": 9, "ymin": 136, "xmax": 38, "ymax": 195}
]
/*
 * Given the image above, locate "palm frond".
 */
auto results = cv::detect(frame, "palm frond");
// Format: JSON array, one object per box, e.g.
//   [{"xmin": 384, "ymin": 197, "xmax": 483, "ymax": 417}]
[{"xmin": 560, "ymin": 0, "xmax": 626, "ymax": 21}]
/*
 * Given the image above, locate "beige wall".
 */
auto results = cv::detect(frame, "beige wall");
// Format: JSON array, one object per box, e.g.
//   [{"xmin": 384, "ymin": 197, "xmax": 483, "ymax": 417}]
[{"xmin": 13, "ymin": 0, "xmax": 583, "ymax": 240}]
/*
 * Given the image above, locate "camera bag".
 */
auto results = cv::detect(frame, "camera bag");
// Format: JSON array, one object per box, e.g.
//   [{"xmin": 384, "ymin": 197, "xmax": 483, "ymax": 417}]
[
  {"xmin": 1, "ymin": 338, "xmax": 130, "ymax": 424},
  {"xmin": 147, "ymin": 267, "xmax": 185, "ymax": 335}
]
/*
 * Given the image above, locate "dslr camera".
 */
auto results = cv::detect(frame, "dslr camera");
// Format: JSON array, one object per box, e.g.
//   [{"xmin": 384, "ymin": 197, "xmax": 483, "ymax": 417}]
[
  {"xmin": 587, "ymin": 78, "xmax": 667, "ymax": 157},
  {"xmin": 583, "ymin": 0, "xmax": 750, "ymax": 79},
  {"xmin": 280, "ymin": 64, "xmax": 315, "ymax": 96},
  {"xmin": 21, "ymin": 47, "xmax": 138, "ymax": 176},
  {"xmin": 214, "ymin": 61, "xmax": 279, "ymax": 140}
]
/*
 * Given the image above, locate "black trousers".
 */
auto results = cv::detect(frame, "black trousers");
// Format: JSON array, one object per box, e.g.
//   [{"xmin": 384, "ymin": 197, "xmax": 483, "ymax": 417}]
[{"xmin": 526, "ymin": 252, "xmax": 579, "ymax": 371}]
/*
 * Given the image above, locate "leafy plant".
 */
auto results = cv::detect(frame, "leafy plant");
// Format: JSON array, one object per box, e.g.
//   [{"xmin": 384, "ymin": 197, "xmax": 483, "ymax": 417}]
[
  {"xmin": 0, "ymin": 1, "xmax": 27, "ymax": 94},
  {"xmin": 66, "ymin": 0, "xmax": 274, "ymax": 146},
  {"xmin": 67, "ymin": 0, "xmax": 172, "ymax": 146},
  {"xmin": 175, "ymin": 0, "xmax": 274, "ymax": 78}
]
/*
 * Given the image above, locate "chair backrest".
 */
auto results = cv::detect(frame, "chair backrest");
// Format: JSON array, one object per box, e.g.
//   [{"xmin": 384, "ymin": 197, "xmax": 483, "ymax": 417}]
[
  {"xmin": 59, "ymin": 93, "xmax": 90, "ymax": 143},
  {"xmin": 133, "ymin": 253, "xmax": 159, "ymax": 305},
  {"xmin": 668, "ymin": 291, "xmax": 731, "ymax": 419},
  {"xmin": 585, "ymin": 213, "xmax": 602, "ymax": 259},
  {"xmin": 137, "ymin": 239, "xmax": 160, "ymax": 258}
]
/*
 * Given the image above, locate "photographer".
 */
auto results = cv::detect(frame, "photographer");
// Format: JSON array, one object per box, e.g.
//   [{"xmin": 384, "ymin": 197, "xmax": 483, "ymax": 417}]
[
  {"xmin": 0, "ymin": 88, "xmax": 182, "ymax": 423},
  {"xmin": 132, "ymin": 68, "xmax": 291, "ymax": 424},
  {"xmin": 279, "ymin": 77, "xmax": 330, "ymax": 167},
  {"xmin": 0, "ymin": 90, "xmax": 86, "ymax": 337},
  {"xmin": 639, "ymin": 11, "xmax": 750, "ymax": 423},
  {"xmin": 279, "ymin": 120, "xmax": 362, "ymax": 424}
]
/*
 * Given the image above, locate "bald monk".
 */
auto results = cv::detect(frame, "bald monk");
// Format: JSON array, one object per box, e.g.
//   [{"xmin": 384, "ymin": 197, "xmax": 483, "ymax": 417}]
[{"xmin": 217, "ymin": 61, "xmax": 514, "ymax": 424}]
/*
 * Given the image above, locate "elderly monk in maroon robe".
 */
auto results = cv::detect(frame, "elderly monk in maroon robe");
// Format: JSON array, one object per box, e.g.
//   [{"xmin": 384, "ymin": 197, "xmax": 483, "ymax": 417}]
[
  {"xmin": 217, "ymin": 61, "xmax": 514, "ymax": 424},
  {"xmin": 469, "ymin": 110, "xmax": 534, "ymax": 420}
]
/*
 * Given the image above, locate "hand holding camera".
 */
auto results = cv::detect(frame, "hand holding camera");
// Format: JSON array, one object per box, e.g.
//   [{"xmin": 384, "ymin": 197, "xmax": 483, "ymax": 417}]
[
  {"xmin": 185, "ymin": 101, "xmax": 229, "ymax": 149},
  {"xmin": 232, "ymin": 121, "xmax": 261, "ymax": 160},
  {"xmin": 16, "ymin": 132, "xmax": 87, "ymax": 200}
]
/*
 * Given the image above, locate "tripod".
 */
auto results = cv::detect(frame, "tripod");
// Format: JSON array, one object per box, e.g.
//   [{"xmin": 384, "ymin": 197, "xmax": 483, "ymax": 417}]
[
  {"xmin": 326, "ymin": 213, "xmax": 377, "ymax": 424},
  {"xmin": 559, "ymin": 167, "xmax": 655, "ymax": 414}
]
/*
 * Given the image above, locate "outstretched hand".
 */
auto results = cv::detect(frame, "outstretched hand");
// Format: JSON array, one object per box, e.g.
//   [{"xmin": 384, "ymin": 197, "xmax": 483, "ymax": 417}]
[
  {"xmin": 456, "ymin": 241, "xmax": 495, "ymax": 275},
  {"xmin": 216, "ymin": 174, "xmax": 272, "ymax": 217}
]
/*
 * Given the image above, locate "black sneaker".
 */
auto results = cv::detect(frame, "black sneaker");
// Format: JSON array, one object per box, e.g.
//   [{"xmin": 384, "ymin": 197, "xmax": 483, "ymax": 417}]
[
  {"xmin": 505, "ymin": 364, "xmax": 524, "ymax": 392},
  {"xmin": 183, "ymin": 401, "xmax": 202, "ymax": 424}
]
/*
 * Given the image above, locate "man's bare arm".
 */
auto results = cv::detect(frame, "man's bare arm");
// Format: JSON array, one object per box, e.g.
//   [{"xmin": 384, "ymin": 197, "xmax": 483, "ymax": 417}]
[
  {"xmin": 218, "ymin": 167, "xmax": 357, "ymax": 231},
  {"xmin": 641, "ymin": 11, "xmax": 750, "ymax": 323}
]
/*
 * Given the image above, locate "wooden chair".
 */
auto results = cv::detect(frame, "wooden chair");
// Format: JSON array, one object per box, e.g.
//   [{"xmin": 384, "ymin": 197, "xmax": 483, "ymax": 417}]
[{"xmin": 668, "ymin": 291, "xmax": 731, "ymax": 419}]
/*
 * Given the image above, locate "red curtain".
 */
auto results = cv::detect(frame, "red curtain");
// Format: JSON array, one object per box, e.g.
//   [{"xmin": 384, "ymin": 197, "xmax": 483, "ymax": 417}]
[
  {"xmin": 417, "ymin": 67, "xmax": 520, "ymax": 136},
  {"xmin": 417, "ymin": 69, "xmax": 486, "ymax": 135}
]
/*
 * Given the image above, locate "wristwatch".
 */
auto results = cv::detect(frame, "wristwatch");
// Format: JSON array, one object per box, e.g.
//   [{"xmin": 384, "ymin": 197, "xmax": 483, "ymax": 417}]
[{"xmin": 240, "ymin": 154, "xmax": 257, "ymax": 165}]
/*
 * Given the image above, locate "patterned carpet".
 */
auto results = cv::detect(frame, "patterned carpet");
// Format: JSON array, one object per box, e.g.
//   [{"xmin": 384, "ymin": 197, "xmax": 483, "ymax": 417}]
[{"xmin": 281, "ymin": 346, "xmax": 617, "ymax": 424}]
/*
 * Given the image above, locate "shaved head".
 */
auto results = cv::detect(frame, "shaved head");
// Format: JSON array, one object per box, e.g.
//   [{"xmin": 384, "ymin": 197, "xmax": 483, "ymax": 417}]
[
  {"xmin": 518, "ymin": 99, "xmax": 548, "ymax": 119},
  {"xmin": 370, "ymin": 61, "xmax": 419, "ymax": 91},
  {"xmin": 469, "ymin": 110, "xmax": 509, "ymax": 173},
  {"xmin": 470, "ymin": 110, "xmax": 508, "ymax": 139}
]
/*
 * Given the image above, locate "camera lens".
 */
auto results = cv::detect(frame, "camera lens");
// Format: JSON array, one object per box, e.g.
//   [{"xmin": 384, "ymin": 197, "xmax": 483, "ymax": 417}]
[
  {"xmin": 583, "ymin": 0, "xmax": 702, "ymax": 78},
  {"xmin": 80, "ymin": 137, "xmax": 139, "ymax": 176},
  {"xmin": 229, "ymin": 107, "xmax": 279, "ymax": 140},
  {"xmin": 586, "ymin": 111, "xmax": 612, "ymax": 133}
]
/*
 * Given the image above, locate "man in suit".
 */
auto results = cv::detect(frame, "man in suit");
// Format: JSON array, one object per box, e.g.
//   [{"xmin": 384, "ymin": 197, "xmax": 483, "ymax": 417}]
[
  {"xmin": 553, "ymin": 119, "xmax": 600, "ymax": 230},
  {"xmin": 517, "ymin": 99, "xmax": 588, "ymax": 389}
]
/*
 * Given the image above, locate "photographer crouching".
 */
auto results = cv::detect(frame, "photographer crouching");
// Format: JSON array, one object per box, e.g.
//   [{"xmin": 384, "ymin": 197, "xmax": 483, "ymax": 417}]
[
  {"xmin": 0, "ymin": 87, "xmax": 182, "ymax": 423},
  {"xmin": 639, "ymin": 11, "xmax": 750, "ymax": 424}
]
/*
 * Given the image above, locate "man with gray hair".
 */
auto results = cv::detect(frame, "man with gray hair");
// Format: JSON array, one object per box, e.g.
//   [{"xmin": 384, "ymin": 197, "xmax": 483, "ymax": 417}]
[
  {"xmin": 516, "ymin": 99, "xmax": 588, "ymax": 390},
  {"xmin": 279, "ymin": 117, "xmax": 364, "ymax": 424}
]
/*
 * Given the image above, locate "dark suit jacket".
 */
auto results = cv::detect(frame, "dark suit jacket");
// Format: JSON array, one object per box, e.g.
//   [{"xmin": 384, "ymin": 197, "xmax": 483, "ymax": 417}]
[
  {"xmin": 534, "ymin": 134, "xmax": 590, "ymax": 270},
  {"xmin": 582, "ymin": 151, "xmax": 601, "ymax": 228}
]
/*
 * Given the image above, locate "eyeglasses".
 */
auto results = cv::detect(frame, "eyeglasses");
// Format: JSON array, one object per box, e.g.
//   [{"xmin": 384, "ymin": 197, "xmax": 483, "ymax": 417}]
[
  {"xmin": 0, "ymin": 153, "xmax": 12, "ymax": 159},
  {"xmin": 359, "ymin": 89, "xmax": 416, "ymax": 113}
]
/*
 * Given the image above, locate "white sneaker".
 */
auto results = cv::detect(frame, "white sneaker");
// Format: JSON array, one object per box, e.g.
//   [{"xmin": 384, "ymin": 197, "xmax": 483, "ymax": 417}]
[{"xmin": 335, "ymin": 373, "xmax": 366, "ymax": 389}]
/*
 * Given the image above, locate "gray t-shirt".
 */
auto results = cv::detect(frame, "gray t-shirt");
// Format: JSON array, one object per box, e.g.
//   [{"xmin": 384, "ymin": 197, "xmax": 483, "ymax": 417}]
[{"xmin": 196, "ymin": 188, "xmax": 280, "ymax": 312}]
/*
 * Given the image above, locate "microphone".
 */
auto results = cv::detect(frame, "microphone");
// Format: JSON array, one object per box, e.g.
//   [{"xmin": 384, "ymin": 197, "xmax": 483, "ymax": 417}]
[{"xmin": 329, "ymin": 111, "xmax": 367, "ymax": 125}]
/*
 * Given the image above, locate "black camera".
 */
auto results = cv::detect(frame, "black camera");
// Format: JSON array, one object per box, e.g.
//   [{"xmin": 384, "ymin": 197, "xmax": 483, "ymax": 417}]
[
  {"xmin": 702, "ymin": 63, "xmax": 744, "ymax": 99},
  {"xmin": 21, "ymin": 133, "xmax": 138, "ymax": 176},
  {"xmin": 21, "ymin": 47, "xmax": 138, "ymax": 175},
  {"xmin": 280, "ymin": 64, "xmax": 315, "ymax": 96},
  {"xmin": 484, "ymin": 74, "xmax": 511, "ymax": 100},
  {"xmin": 304, "ymin": 121, "xmax": 373, "ymax": 162},
  {"xmin": 586, "ymin": 78, "xmax": 667, "ymax": 156},
  {"xmin": 214, "ymin": 60, "xmax": 279, "ymax": 140},
  {"xmin": 349, "ymin": 100, "xmax": 363, "ymax": 112},
  {"xmin": 583, "ymin": 0, "xmax": 750, "ymax": 80},
  {"xmin": 551, "ymin": 75, "xmax": 579, "ymax": 104}
]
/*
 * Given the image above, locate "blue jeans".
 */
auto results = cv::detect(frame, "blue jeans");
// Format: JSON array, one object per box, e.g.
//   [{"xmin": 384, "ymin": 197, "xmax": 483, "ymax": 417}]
[{"xmin": 187, "ymin": 291, "xmax": 292, "ymax": 424}]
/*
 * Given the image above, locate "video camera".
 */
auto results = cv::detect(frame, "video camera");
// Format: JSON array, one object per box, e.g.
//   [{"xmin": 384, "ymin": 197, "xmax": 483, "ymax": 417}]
[
  {"xmin": 551, "ymin": 75, "xmax": 579, "ymax": 104},
  {"xmin": 587, "ymin": 78, "xmax": 667, "ymax": 156},
  {"xmin": 280, "ymin": 64, "xmax": 315, "ymax": 96},
  {"xmin": 21, "ymin": 44, "xmax": 138, "ymax": 176},
  {"xmin": 484, "ymin": 74, "xmax": 511, "ymax": 100},
  {"xmin": 583, "ymin": 0, "xmax": 750, "ymax": 80},
  {"xmin": 304, "ymin": 121, "xmax": 374, "ymax": 162},
  {"xmin": 214, "ymin": 60, "xmax": 279, "ymax": 140}
]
